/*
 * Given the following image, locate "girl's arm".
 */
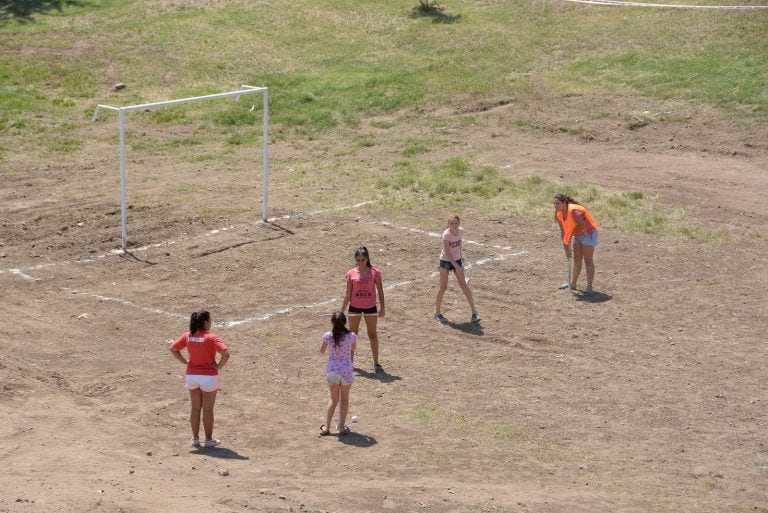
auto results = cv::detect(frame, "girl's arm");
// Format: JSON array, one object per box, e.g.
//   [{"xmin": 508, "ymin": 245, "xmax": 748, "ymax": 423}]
[
  {"xmin": 556, "ymin": 214, "xmax": 570, "ymax": 257},
  {"xmin": 376, "ymin": 273, "xmax": 385, "ymax": 318},
  {"xmin": 340, "ymin": 278, "xmax": 352, "ymax": 312},
  {"xmin": 170, "ymin": 348, "xmax": 187, "ymax": 365},
  {"xmin": 350, "ymin": 340, "xmax": 356, "ymax": 360},
  {"xmin": 213, "ymin": 349, "xmax": 230, "ymax": 370},
  {"xmin": 320, "ymin": 340, "xmax": 328, "ymax": 354}
]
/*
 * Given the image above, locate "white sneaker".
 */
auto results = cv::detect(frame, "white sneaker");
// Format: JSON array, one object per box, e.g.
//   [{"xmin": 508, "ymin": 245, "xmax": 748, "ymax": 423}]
[
  {"xmin": 470, "ymin": 313, "xmax": 481, "ymax": 323},
  {"xmin": 204, "ymin": 438, "xmax": 220, "ymax": 448}
]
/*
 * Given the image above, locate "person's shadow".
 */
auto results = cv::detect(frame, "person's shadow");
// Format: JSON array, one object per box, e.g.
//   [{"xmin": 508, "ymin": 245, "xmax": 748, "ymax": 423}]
[
  {"xmin": 337, "ymin": 431, "xmax": 377, "ymax": 448},
  {"xmin": 575, "ymin": 291, "xmax": 613, "ymax": 303},
  {"xmin": 446, "ymin": 321, "xmax": 484, "ymax": 335},
  {"xmin": 189, "ymin": 446, "xmax": 249, "ymax": 460},
  {"xmin": 354, "ymin": 367, "xmax": 401, "ymax": 383}
]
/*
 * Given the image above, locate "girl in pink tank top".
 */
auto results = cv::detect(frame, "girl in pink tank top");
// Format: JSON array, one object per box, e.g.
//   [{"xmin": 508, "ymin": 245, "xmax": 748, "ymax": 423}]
[{"xmin": 340, "ymin": 246, "xmax": 386, "ymax": 373}]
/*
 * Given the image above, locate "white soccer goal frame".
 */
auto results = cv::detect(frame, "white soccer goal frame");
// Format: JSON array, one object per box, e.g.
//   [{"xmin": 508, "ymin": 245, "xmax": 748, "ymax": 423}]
[{"xmin": 93, "ymin": 85, "xmax": 268, "ymax": 251}]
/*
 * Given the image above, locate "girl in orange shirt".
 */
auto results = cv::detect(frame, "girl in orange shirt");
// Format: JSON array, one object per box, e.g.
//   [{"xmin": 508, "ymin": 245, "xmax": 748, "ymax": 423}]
[{"xmin": 554, "ymin": 194, "xmax": 599, "ymax": 295}]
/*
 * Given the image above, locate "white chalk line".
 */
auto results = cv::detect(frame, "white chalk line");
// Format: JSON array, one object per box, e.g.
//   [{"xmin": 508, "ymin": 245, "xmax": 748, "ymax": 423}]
[
  {"xmin": 5, "ymin": 212, "xmax": 527, "ymax": 328},
  {"xmin": 378, "ymin": 221, "xmax": 514, "ymax": 252},
  {"xmin": 62, "ymin": 288, "xmax": 188, "ymax": 320},
  {"xmin": 563, "ymin": 0, "xmax": 768, "ymax": 9},
  {"xmin": 223, "ymin": 250, "xmax": 527, "ymax": 328},
  {"xmin": 1, "ymin": 201, "xmax": 376, "ymax": 277}
]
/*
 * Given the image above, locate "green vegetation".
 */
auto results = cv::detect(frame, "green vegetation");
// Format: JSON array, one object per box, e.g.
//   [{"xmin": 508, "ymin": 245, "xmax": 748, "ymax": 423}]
[{"xmin": 2, "ymin": 0, "xmax": 762, "ymax": 241}]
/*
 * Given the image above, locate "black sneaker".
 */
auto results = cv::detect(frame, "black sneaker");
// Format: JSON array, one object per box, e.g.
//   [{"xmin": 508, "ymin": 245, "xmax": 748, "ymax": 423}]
[
  {"xmin": 374, "ymin": 363, "xmax": 383, "ymax": 373},
  {"xmin": 470, "ymin": 313, "xmax": 481, "ymax": 323},
  {"xmin": 434, "ymin": 313, "xmax": 448, "ymax": 323}
]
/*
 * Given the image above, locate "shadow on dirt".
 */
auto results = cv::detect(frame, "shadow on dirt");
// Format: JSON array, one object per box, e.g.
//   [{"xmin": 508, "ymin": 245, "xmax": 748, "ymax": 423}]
[
  {"xmin": 446, "ymin": 321, "xmax": 484, "ymax": 336},
  {"xmin": 189, "ymin": 446, "xmax": 249, "ymax": 460},
  {"xmin": 0, "ymin": 0, "xmax": 87, "ymax": 23},
  {"xmin": 354, "ymin": 367, "xmax": 402, "ymax": 383},
  {"xmin": 118, "ymin": 250, "xmax": 157, "ymax": 266},
  {"xmin": 574, "ymin": 291, "xmax": 613, "ymax": 303},
  {"xmin": 337, "ymin": 432, "xmax": 377, "ymax": 448}
]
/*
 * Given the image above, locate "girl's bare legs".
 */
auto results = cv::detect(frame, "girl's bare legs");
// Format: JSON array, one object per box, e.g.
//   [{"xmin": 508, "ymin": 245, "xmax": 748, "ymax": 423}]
[
  {"xmin": 581, "ymin": 244, "xmax": 595, "ymax": 290},
  {"xmin": 435, "ymin": 267, "xmax": 450, "ymax": 314},
  {"xmin": 338, "ymin": 385, "xmax": 352, "ymax": 431},
  {"xmin": 201, "ymin": 390, "xmax": 217, "ymax": 441},
  {"xmin": 348, "ymin": 314, "xmax": 362, "ymax": 334},
  {"xmin": 570, "ymin": 243, "xmax": 584, "ymax": 290},
  {"xmin": 325, "ymin": 383, "xmax": 341, "ymax": 432},
  {"xmin": 189, "ymin": 388, "xmax": 202, "ymax": 440},
  {"xmin": 363, "ymin": 315, "xmax": 379, "ymax": 366},
  {"xmin": 454, "ymin": 267, "xmax": 477, "ymax": 314}
]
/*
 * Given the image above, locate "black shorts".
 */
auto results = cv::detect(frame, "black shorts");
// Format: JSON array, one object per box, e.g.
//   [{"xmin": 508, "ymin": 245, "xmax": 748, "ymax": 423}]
[
  {"xmin": 348, "ymin": 305, "xmax": 378, "ymax": 315},
  {"xmin": 439, "ymin": 259, "xmax": 463, "ymax": 271}
]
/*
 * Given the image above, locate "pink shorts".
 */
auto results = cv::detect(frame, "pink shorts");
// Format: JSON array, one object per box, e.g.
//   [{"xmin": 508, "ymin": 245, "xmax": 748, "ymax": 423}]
[{"xmin": 185, "ymin": 374, "xmax": 220, "ymax": 392}]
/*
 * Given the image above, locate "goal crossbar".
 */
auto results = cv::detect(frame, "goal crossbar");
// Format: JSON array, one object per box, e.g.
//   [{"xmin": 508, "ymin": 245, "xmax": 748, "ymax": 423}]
[{"xmin": 93, "ymin": 85, "xmax": 269, "ymax": 251}]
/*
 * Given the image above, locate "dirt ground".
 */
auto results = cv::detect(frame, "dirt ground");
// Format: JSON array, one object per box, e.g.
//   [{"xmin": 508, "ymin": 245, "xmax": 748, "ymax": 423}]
[{"xmin": 1, "ymin": 101, "xmax": 767, "ymax": 513}]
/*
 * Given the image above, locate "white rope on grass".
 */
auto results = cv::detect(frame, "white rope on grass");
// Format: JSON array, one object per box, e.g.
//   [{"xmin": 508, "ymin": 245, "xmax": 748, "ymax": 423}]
[{"xmin": 562, "ymin": 0, "xmax": 768, "ymax": 10}]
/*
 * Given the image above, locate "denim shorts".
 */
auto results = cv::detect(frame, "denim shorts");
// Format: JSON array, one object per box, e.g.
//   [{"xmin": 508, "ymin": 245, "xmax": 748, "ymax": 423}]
[
  {"xmin": 439, "ymin": 259, "xmax": 463, "ymax": 271},
  {"xmin": 573, "ymin": 230, "xmax": 599, "ymax": 247}
]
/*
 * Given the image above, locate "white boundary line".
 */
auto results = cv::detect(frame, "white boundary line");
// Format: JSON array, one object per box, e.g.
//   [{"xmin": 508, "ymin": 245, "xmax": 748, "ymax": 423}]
[
  {"xmin": 62, "ymin": 288, "xmax": 188, "ymax": 320},
  {"xmin": 3, "ymin": 211, "xmax": 528, "ymax": 328},
  {"xmin": 562, "ymin": 0, "xmax": 768, "ymax": 9},
  {"xmin": 1, "ymin": 201, "xmax": 375, "ymax": 276}
]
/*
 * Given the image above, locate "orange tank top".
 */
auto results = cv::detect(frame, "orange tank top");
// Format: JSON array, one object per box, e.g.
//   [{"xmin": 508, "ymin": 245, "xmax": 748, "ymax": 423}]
[{"xmin": 557, "ymin": 203, "xmax": 598, "ymax": 245}]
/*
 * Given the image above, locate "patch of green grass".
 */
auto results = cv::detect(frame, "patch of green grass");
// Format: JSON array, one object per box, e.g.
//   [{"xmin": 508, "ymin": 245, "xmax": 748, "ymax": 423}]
[
  {"xmin": 565, "ymin": 48, "xmax": 768, "ymax": 118},
  {"xmin": 358, "ymin": 136, "xmax": 375, "ymax": 148},
  {"xmin": 402, "ymin": 142, "xmax": 428, "ymax": 157},
  {"xmin": 46, "ymin": 137, "xmax": 83, "ymax": 154},
  {"xmin": 376, "ymin": 164, "xmax": 724, "ymax": 241}
]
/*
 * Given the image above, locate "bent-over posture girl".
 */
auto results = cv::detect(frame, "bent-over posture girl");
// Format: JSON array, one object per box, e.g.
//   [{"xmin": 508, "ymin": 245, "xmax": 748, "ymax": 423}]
[{"xmin": 554, "ymin": 194, "xmax": 599, "ymax": 295}]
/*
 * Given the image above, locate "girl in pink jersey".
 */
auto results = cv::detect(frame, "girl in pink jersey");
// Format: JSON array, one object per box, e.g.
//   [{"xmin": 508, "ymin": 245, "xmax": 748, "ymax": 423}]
[
  {"xmin": 434, "ymin": 214, "xmax": 480, "ymax": 324},
  {"xmin": 341, "ymin": 246, "xmax": 385, "ymax": 373},
  {"xmin": 319, "ymin": 311, "xmax": 357, "ymax": 436},
  {"xmin": 170, "ymin": 310, "xmax": 230, "ymax": 448}
]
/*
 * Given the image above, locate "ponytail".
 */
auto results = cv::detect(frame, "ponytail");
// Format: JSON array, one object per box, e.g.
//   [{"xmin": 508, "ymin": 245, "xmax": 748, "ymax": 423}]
[
  {"xmin": 189, "ymin": 309, "xmax": 210, "ymax": 334},
  {"xmin": 331, "ymin": 311, "xmax": 350, "ymax": 347}
]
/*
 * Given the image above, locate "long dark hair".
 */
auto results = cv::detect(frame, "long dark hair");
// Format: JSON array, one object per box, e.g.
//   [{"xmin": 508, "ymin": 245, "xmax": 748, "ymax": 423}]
[
  {"xmin": 331, "ymin": 311, "xmax": 351, "ymax": 347},
  {"xmin": 554, "ymin": 194, "xmax": 577, "ymax": 205},
  {"xmin": 189, "ymin": 309, "xmax": 210, "ymax": 334},
  {"xmin": 354, "ymin": 246, "xmax": 372, "ymax": 268}
]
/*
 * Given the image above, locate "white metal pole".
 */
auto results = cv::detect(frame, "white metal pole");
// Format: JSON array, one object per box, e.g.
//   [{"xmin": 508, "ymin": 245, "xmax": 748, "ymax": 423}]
[
  {"xmin": 262, "ymin": 89, "xmax": 269, "ymax": 222},
  {"xmin": 119, "ymin": 109, "xmax": 127, "ymax": 251}
]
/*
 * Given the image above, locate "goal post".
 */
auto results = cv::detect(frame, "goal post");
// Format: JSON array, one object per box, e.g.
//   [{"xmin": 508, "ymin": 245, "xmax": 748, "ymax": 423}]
[{"xmin": 93, "ymin": 85, "xmax": 269, "ymax": 251}]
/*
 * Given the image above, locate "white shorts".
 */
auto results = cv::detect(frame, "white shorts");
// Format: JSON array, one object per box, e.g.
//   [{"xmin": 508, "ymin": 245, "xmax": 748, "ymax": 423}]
[
  {"xmin": 327, "ymin": 372, "xmax": 354, "ymax": 386},
  {"xmin": 185, "ymin": 374, "xmax": 220, "ymax": 392}
]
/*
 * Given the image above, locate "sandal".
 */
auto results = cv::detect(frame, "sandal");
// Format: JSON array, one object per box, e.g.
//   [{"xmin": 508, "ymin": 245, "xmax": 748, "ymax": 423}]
[
  {"xmin": 319, "ymin": 425, "xmax": 331, "ymax": 436},
  {"xmin": 339, "ymin": 426, "xmax": 351, "ymax": 437}
]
